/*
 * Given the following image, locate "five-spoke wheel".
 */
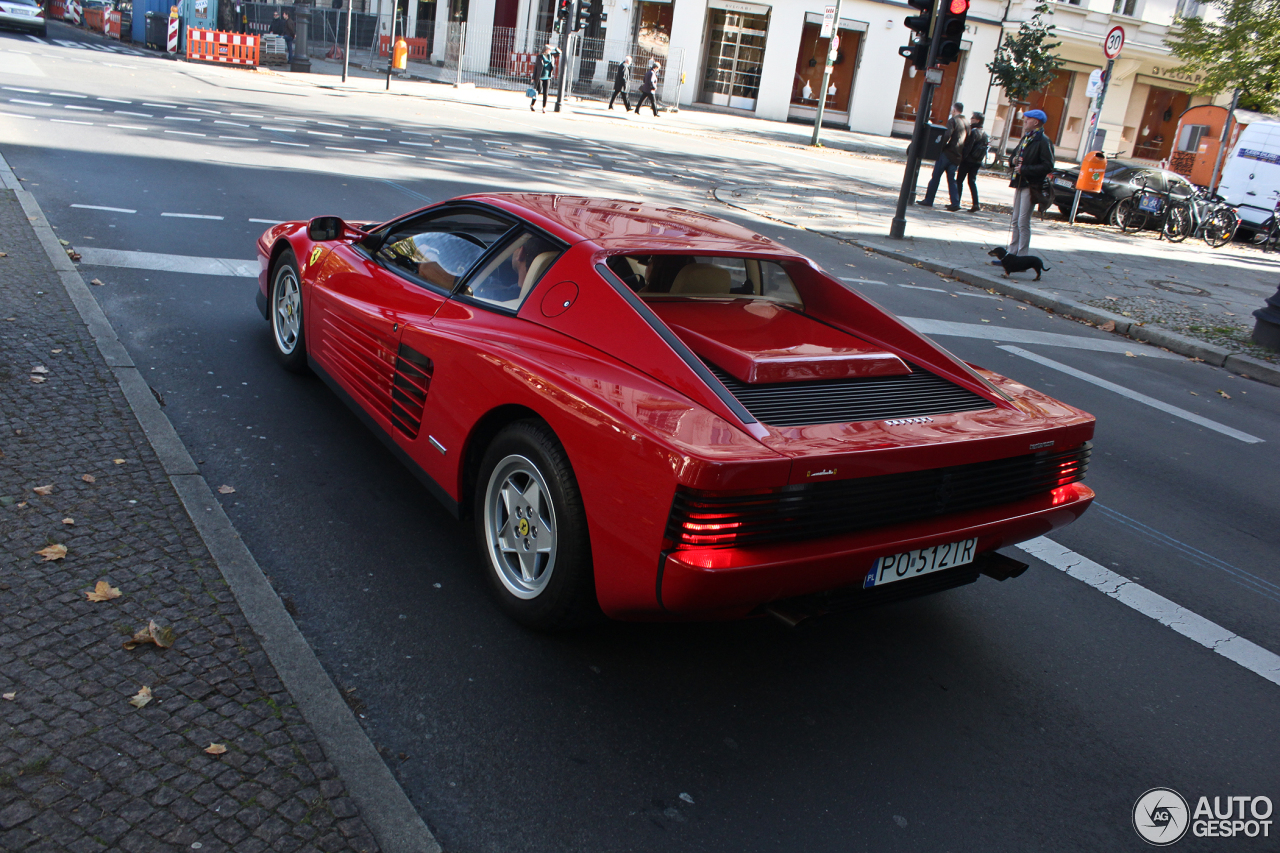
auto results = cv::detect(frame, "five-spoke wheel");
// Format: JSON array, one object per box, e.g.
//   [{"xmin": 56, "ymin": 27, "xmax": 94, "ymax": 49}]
[{"xmin": 270, "ymin": 249, "xmax": 307, "ymax": 373}]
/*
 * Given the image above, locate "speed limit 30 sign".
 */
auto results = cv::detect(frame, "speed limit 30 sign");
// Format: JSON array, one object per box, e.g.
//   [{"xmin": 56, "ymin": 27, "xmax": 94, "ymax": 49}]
[{"xmin": 1103, "ymin": 25, "xmax": 1125, "ymax": 59}]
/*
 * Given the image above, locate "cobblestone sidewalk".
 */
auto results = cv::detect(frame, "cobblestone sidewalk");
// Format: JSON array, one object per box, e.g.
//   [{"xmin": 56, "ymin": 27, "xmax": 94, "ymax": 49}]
[{"xmin": 0, "ymin": 184, "xmax": 382, "ymax": 852}]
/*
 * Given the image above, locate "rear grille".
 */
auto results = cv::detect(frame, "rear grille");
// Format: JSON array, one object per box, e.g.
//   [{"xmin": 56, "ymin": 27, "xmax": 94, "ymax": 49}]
[
  {"xmin": 667, "ymin": 442, "xmax": 1091, "ymax": 549},
  {"xmin": 389, "ymin": 345, "xmax": 433, "ymax": 439},
  {"xmin": 705, "ymin": 363, "xmax": 993, "ymax": 427}
]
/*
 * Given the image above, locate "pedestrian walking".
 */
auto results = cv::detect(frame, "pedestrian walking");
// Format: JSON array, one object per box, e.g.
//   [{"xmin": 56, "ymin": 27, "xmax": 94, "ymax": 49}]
[
  {"xmin": 919, "ymin": 102, "xmax": 967, "ymax": 211},
  {"xmin": 531, "ymin": 44, "xmax": 557, "ymax": 113},
  {"xmin": 956, "ymin": 111, "xmax": 989, "ymax": 212},
  {"xmin": 1001, "ymin": 108, "xmax": 1056, "ymax": 258},
  {"xmin": 281, "ymin": 9, "xmax": 295, "ymax": 64},
  {"xmin": 609, "ymin": 55, "xmax": 633, "ymax": 111},
  {"xmin": 635, "ymin": 59, "xmax": 661, "ymax": 117}
]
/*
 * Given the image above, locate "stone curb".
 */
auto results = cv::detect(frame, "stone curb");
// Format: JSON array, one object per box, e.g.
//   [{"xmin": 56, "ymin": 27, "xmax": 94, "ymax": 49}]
[
  {"xmin": 712, "ymin": 185, "xmax": 1280, "ymax": 389},
  {"xmin": 0, "ymin": 152, "xmax": 440, "ymax": 853}
]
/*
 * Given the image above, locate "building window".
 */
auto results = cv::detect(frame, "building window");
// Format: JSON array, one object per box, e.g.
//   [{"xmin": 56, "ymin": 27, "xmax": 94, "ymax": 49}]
[
  {"xmin": 1112, "ymin": 0, "xmax": 1137, "ymax": 15},
  {"xmin": 700, "ymin": 7, "xmax": 770, "ymax": 111},
  {"xmin": 1177, "ymin": 123, "xmax": 1209, "ymax": 152}
]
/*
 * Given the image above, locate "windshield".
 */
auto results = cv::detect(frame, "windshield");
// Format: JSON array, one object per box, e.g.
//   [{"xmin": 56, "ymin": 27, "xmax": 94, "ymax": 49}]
[{"xmin": 604, "ymin": 254, "xmax": 803, "ymax": 307}]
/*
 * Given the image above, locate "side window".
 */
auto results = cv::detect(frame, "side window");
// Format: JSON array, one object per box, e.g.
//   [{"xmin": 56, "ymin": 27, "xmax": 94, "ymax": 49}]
[
  {"xmin": 462, "ymin": 232, "xmax": 563, "ymax": 311},
  {"xmin": 376, "ymin": 210, "xmax": 513, "ymax": 291}
]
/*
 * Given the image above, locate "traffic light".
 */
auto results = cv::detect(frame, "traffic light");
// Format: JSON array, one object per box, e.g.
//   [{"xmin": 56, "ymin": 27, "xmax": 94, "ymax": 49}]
[
  {"xmin": 557, "ymin": 0, "xmax": 570, "ymax": 21},
  {"xmin": 898, "ymin": 0, "xmax": 933, "ymax": 71},
  {"xmin": 936, "ymin": 0, "xmax": 969, "ymax": 64},
  {"xmin": 575, "ymin": 0, "xmax": 591, "ymax": 30}
]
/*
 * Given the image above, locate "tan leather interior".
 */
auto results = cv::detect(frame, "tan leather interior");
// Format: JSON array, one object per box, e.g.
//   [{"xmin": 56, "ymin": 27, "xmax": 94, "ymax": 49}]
[
  {"xmin": 520, "ymin": 252, "xmax": 558, "ymax": 300},
  {"xmin": 670, "ymin": 263, "xmax": 732, "ymax": 295}
]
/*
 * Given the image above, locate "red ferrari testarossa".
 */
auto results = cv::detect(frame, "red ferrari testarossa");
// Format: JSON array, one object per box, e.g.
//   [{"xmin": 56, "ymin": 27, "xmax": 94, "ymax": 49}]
[{"xmin": 256, "ymin": 194, "xmax": 1094, "ymax": 628}]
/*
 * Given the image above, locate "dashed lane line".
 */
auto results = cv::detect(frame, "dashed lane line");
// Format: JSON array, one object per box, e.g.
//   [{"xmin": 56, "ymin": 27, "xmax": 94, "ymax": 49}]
[
  {"xmin": 1019, "ymin": 537, "xmax": 1280, "ymax": 688},
  {"xmin": 161, "ymin": 212, "xmax": 224, "ymax": 220},
  {"xmin": 71, "ymin": 204, "xmax": 136, "ymax": 213},
  {"xmin": 164, "ymin": 130, "xmax": 206, "ymax": 137},
  {"xmin": 0, "ymin": 112, "xmax": 34, "ymax": 120},
  {"xmin": 116, "ymin": 111, "xmax": 152, "ymax": 118},
  {"xmin": 108, "ymin": 124, "xmax": 147, "ymax": 130},
  {"xmin": 270, "ymin": 141, "xmax": 309, "ymax": 147},
  {"xmin": 998, "ymin": 345, "xmax": 1263, "ymax": 444},
  {"xmin": 52, "ymin": 119, "xmax": 92, "ymax": 125},
  {"xmin": 64, "ymin": 105, "xmax": 103, "ymax": 112},
  {"xmin": 326, "ymin": 147, "xmax": 365, "ymax": 153},
  {"xmin": 839, "ymin": 277, "xmax": 887, "ymax": 285},
  {"xmin": 98, "ymin": 97, "xmax": 130, "ymax": 104},
  {"xmin": 49, "ymin": 91, "xmax": 87, "ymax": 98},
  {"xmin": 249, "ymin": 218, "xmax": 283, "ymax": 224},
  {"xmin": 10, "ymin": 98, "xmax": 52, "ymax": 106},
  {"xmin": 899, "ymin": 283, "xmax": 946, "ymax": 292}
]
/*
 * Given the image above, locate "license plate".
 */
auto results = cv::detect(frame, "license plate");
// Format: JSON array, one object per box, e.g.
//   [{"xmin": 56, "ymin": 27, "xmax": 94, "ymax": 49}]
[
  {"xmin": 1138, "ymin": 195, "xmax": 1164, "ymax": 214},
  {"xmin": 863, "ymin": 538, "xmax": 978, "ymax": 588},
  {"xmin": 1055, "ymin": 178, "xmax": 1074, "ymax": 189}
]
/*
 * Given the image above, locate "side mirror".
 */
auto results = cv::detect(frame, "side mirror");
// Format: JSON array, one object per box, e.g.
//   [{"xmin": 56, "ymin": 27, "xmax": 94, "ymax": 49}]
[{"xmin": 308, "ymin": 216, "xmax": 353, "ymax": 242}]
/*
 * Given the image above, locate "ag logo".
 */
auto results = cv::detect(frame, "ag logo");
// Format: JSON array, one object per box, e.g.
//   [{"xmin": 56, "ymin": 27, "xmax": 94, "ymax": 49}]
[
  {"xmin": 1134, "ymin": 788, "xmax": 1190, "ymax": 846},
  {"xmin": 309, "ymin": 247, "xmax": 323, "ymax": 266}
]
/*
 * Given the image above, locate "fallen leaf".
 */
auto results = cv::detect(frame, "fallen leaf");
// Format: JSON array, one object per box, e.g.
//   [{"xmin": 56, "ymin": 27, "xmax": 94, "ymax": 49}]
[
  {"xmin": 67, "ymin": 251, "xmax": 81, "ymax": 261},
  {"xmin": 1189, "ymin": 391, "xmax": 1199, "ymax": 396},
  {"xmin": 86, "ymin": 581, "xmax": 122, "ymax": 602},
  {"xmin": 123, "ymin": 620, "xmax": 176, "ymax": 650},
  {"xmin": 205, "ymin": 743, "xmax": 227, "ymax": 755},
  {"xmin": 1, "ymin": 693, "xmax": 14, "ymax": 701},
  {"xmin": 29, "ymin": 376, "xmax": 46, "ymax": 384},
  {"xmin": 129, "ymin": 686, "xmax": 153, "ymax": 709},
  {"xmin": 1124, "ymin": 351, "xmax": 1136, "ymax": 358},
  {"xmin": 32, "ymin": 485, "xmax": 54, "ymax": 495},
  {"xmin": 59, "ymin": 239, "xmax": 70, "ymax": 246},
  {"xmin": 980, "ymin": 319, "xmax": 990, "ymax": 323},
  {"xmin": 62, "ymin": 518, "xmax": 74, "ymax": 525},
  {"xmin": 113, "ymin": 458, "xmax": 126, "ymax": 465},
  {"xmin": 1217, "ymin": 389, "xmax": 1231, "ymax": 399},
  {"xmin": 51, "ymin": 348, "xmax": 62, "ymax": 354},
  {"xmin": 81, "ymin": 474, "xmax": 95, "ymax": 484},
  {"xmin": 217, "ymin": 485, "xmax": 236, "ymax": 494},
  {"xmin": 0, "ymin": 252, "xmax": 8, "ymax": 257},
  {"xmin": 1099, "ymin": 320, "xmax": 1116, "ymax": 332},
  {"xmin": 90, "ymin": 278, "xmax": 106, "ymax": 286},
  {"xmin": 36, "ymin": 544, "xmax": 67, "ymax": 561},
  {"xmin": 30, "ymin": 366, "xmax": 47, "ymax": 374}
]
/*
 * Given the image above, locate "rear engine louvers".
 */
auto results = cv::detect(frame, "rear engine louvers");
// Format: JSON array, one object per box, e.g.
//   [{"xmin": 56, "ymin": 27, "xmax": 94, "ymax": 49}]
[
  {"xmin": 390, "ymin": 344, "xmax": 433, "ymax": 438},
  {"xmin": 705, "ymin": 362, "xmax": 993, "ymax": 427}
]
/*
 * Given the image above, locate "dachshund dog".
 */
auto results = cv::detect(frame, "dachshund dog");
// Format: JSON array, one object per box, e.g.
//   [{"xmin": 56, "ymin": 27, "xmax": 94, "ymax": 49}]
[{"xmin": 988, "ymin": 247, "xmax": 1050, "ymax": 280}]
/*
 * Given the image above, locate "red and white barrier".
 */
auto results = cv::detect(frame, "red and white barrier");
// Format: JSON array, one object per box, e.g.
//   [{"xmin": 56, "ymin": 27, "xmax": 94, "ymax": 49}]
[
  {"xmin": 66, "ymin": 0, "xmax": 82, "ymax": 24},
  {"xmin": 167, "ymin": 16, "xmax": 179, "ymax": 52},
  {"xmin": 186, "ymin": 28, "xmax": 259, "ymax": 66}
]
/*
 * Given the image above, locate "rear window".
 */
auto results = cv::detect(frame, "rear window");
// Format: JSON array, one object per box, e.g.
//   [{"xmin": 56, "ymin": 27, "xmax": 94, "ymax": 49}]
[{"xmin": 604, "ymin": 253, "xmax": 803, "ymax": 307}]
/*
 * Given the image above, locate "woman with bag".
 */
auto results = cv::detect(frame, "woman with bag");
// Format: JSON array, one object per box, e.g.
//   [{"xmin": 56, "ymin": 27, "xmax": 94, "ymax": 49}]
[
  {"xmin": 1001, "ymin": 108, "xmax": 1055, "ymax": 257},
  {"xmin": 530, "ymin": 44, "xmax": 557, "ymax": 113}
]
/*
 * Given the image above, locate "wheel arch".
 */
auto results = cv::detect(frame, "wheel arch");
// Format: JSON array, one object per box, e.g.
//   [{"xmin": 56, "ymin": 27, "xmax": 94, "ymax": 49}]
[{"xmin": 458, "ymin": 404, "xmax": 552, "ymax": 521}]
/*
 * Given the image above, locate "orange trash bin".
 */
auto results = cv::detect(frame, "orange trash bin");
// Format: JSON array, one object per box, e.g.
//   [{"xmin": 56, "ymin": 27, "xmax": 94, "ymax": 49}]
[
  {"xmin": 1076, "ymin": 151, "xmax": 1106, "ymax": 193},
  {"xmin": 392, "ymin": 37, "xmax": 408, "ymax": 71}
]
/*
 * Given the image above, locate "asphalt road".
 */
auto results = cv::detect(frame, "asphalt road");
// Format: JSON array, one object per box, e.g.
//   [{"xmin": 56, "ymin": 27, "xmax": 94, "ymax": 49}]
[{"xmin": 4, "ymin": 25, "xmax": 1279, "ymax": 852}]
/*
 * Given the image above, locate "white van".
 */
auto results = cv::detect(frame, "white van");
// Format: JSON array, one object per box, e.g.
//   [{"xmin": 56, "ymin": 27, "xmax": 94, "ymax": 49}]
[{"xmin": 1218, "ymin": 120, "xmax": 1280, "ymax": 234}]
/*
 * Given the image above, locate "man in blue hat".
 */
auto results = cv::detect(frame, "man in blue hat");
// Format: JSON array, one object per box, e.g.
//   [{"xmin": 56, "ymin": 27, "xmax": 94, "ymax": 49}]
[{"xmin": 999, "ymin": 109, "xmax": 1055, "ymax": 258}]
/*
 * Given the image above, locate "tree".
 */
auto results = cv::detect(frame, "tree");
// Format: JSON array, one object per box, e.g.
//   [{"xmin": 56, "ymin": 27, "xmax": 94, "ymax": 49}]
[
  {"xmin": 1168, "ymin": 0, "xmax": 1280, "ymax": 114},
  {"xmin": 987, "ymin": 3, "xmax": 1063, "ymax": 163}
]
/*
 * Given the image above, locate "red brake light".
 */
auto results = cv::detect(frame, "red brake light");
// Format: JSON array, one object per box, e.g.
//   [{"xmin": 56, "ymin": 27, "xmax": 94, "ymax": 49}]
[{"xmin": 950, "ymin": 0, "xmax": 968, "ymax": 12}]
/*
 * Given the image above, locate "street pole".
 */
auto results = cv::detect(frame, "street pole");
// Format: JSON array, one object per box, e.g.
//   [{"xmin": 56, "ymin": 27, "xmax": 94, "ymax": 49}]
[
  {"xmin": 1208, "ymin": 87, "xmax": 1239, "ymax": 196},
  {"xmin": 890, "ymin": 0, "xmax": 942, "ymax": 240},
  {"xmin": 810, "ymin": 0, "xmax": 842, "ymax": 147},
  {"xmin": 290, "ymin": 0, "xmax": 312, "ymax": 72},
  {"xmin": 386, "ymin": 10, "xmax": 395, "ymax": 89},
  {"xmin": 554, "ymin": 25, "xmax": 571, "ymax": 112},
  {"xmin": 1069, "ymin": 57, "xmax": 1112, "ymax": 225},
  {"xmin": 342, "ymin": 0, "xmax": 353, "ymax": 81}
]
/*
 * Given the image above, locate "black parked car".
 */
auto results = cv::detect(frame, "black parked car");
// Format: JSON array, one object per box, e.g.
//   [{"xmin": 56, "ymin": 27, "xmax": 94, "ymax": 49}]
[{"xmin": 1053, "ymin": 160, "xmax": 1196, "ymax": 225}]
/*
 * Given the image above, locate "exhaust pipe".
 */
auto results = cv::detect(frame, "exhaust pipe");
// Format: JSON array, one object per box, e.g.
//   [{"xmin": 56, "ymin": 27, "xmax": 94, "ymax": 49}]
[{"xmin": 975, "ymin": 551, "xmax": 1029, "ymax": 581}]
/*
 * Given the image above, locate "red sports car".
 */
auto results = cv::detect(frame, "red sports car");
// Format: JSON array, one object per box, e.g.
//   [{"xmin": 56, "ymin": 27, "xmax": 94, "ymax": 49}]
[{"xmin": 256, "ymin": 194, "xmax": 1094, "ymax": 629}]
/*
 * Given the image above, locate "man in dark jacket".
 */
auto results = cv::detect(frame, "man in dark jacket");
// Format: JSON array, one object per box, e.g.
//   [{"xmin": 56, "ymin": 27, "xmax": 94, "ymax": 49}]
[
  {"xmin": 635, "ymin": 60, "xmax": 660, "ymax": 117},
  {"xmin": 530, "ymin": 44, "xmax": 557, "ymax": 113},
  {"xmin": 956, "ymin": 111, "xmax": 989, "ymax": 212},
  {"xmin": 1003, "ymin": 108, "xmax": 1055, "ymax": 256},
  {"xmin": 919, "ymin": 102, "xmax": 967, "ymax": 211},
  {"xmin": 281, "ymin": 10, "xmax": 295, "ymax": 64},
  {"xmin": 609, "ymin": 55, "xmax": 633, "ymax": 111}
]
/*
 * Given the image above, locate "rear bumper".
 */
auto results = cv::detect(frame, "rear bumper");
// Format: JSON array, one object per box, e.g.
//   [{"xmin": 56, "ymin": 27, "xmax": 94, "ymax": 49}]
[{"xmin": 657, "ymin": 482, "xmax": 1093, "ymax": 614}]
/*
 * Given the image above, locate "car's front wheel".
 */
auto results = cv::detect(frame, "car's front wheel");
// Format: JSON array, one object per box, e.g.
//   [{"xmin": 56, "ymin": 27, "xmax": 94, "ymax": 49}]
[
  {"xmin": 270, "ymin": 248, "xmax": 307, "ymax": 373},
  {"xmin": 474, "ymin": 420, "xmax": 597, "ymax": 630}
]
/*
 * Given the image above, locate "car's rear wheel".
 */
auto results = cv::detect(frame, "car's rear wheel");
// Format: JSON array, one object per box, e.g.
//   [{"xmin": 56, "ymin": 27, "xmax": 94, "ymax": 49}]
[
  {"xmin": 474, "ymin": 420, "xmax": 597, "ymax": 630},
  {"xmin": 270, "ymin": 249, "xmax": 308, "ymax": 373}
]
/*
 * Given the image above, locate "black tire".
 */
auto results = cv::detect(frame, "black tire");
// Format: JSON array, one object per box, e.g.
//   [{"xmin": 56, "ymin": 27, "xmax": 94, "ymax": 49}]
[
  {"xmin": 1203, "ymin": 208, "xmax": 1237, "ymax": 249},
  {"xmin": 269, "ymin": 249, "xmax": 308, "ymax": 373},
  {"xmin": 1116, "ymin": 197, "xmax": 1147, "ymax": 233},
  {"xmin": 473, "ymin": 420, "xmax": 598, "ymax": 630},
  {"xmin": 1163, "ymin": 203, "xmax": 1191, "ymax": 243}
]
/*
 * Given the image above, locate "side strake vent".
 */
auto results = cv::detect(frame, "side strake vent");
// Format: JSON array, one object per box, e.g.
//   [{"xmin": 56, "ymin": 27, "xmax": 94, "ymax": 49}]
[
  {"xmin": 667, "ymin": 443, "xmax": 1091, "ymax": 549},
  {"xmin": 705, "ymin": 362, "xmax": 993, "ymax": 427},
  {"xmin": 390, "ymin": 344, "xmax": 433, "ymax": 438}
]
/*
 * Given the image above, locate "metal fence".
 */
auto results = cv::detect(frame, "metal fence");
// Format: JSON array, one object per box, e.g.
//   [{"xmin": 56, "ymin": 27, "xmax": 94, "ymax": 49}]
[
  {"xmin": 439, "ymin": 23, "xmax": 684, "ymax": 107},
  {"xmin": 242, "ymin": 2, "xmax": 384, "ymax": 63}
]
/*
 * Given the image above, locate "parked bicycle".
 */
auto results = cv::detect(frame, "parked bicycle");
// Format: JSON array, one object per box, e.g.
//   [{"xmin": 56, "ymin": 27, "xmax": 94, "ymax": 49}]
[
  {"xmin": 1248, "ymin": 190, "xmax": 1280, "ymax": 253},
  {"xmin": 1199, "ymin": 193, "xmax": 1240, "ymax": 249},
  {"xmin": 1115, "ymin": 175, "xmax": 1193, "ymax": 241}
]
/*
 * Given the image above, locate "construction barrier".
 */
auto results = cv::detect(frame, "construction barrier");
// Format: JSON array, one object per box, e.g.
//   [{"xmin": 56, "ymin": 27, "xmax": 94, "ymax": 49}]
[
  {"xmin": 84, "ymin": 5, "xmax": 103, "ymax": 30},
  {"xmin": 377, "ymin": 35, "xmax": 429, "ymax": 61},
  {"xmin": 65, "ymin": 0, "xmax": 82, "ymax": 24},
  {"xmin": 166, "ymin": 16, "xmax": 179, "ymax": 52},
  {"xmin": 186, "ymin": 28, "xmax": 259, "ymax": 66},
  {"xmin": 48, "ymin": 0, "xmax": 66, "ymax": 19},
  {"xmin": 105, "ymin": 10, "xmax": 122, "ymax": 38}
]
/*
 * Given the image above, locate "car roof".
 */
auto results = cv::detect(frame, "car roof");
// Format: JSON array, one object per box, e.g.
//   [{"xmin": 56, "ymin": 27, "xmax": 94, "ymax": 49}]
[{"xmin": 459, "ymin": 193, "xmax": 806, "ymax": 256}]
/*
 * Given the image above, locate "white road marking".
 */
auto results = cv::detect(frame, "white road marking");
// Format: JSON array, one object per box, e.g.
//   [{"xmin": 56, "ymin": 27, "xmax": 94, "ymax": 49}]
[
  {"xmin": 353, "ymin": 136, "xmax": 387, "ymax": 142},
  {"xmin": 402, "ymin": 130, "xmax": 433, "ymax": 136},
  {"xmin": 230, "ymin": 113, "xmax": 265, "ymax": 118},
  {"xmin": 270, "ymin": 141, "xmax": 308, "ymax": 147},
  {"xmin": 0, "ymin": 112, "xmax": 34, "ymax": 120},
  {"xmin": 188, "ymin": 107, "xmax": 221, "ymax": 115},
  {"xmin": 839, "ymin": 277, "xmax": 887, "ymax": 285},
  {"xmin": 956, "ymin": 291, "xmax": 1002, "ymax": 300},
  {"xmin": 97, "ymin": 97, "xmax": 130, "ymax": 103},
  {"xmin": 899, "ymin": 283, "xmax": 946, "ymax": 292},
  {"xmin": 162, "ymin": 212, "xmax": 224, "ymax": 220},
  {"xmin": 307, "ymin": 130, "xmax": 343, "ymax": 137},
  {"xmin": 399, "ymin": 141, "xmax": 433, "ymax": 147},
  {"xmin": 1019, "ymin": 537, "xmax": 1280, "ymax": 688},
  {"xmin": 214, "ymin": 120, "xmax": 250, "ymax": 127},
  {"xmin": 71, "ymin": 204, "xmax": 136, "ymax": 213},
  {"xmin": 904, "ymin": 318, "xmax": 1179, "ymax": 358},
  {"xmin": 379, "ymin": 151, "xmax": 416, "ymax": 157},
  {"xmin": 49, "ymin": 91, "xmax": 87, "ymax": 98},
  {"xmin": 52, "ymin": 119, "xmax": 92, "ymax": 125},
  {"xmin": 443, "ymin": 145, "xmax": 473, "ymax": 152},
  {"xmin": 219, "ymin": 136, "xmax": 258, "ymax": 141},
  {"xmin": 76, "ymin": 247, "xmax": 256, "ymax": 277},
  {"xmin": 249, "ymin": 218, "xmax": 283, "ymax": 224},
  {"xmin": 164, "ymin": 130, "xmax": 206, "ymax": 137},
  {"xmin": 272, "ymin": 116, "xmax": 307, "ymax": 123},
  {"xmin": 11, "ymin": 98, "xmax": 52, "ymax": 106},
  {"xmin": 999, "ymin": 345, "xmax": 1264, "ymax": 443},
  {"xmin": 315, "ymin": 120, "xmax": 349, "ymax": 128},
  {"xmin": 441, "ymin": 134, "xmax": 471, "ymax": 141},
  {"xmin": 108, "ymin": 124, "xmax": 147, "ymax": 130},
  {"xmin": 262, "ymin": 126, "xmax": 297, "ymax": 132},
  {"xmin": 357, "ymin": 126, "xmax": 381, "ymax": 130},
  {"xmin": 2, "ymin": 86, "xmax": 39, "ymax": 93},
  {"xmin": 65, "ymin": 105, "xmax": 103, "ymax": 111},
  {"xmin": 326, "ymin": 147, "xmax": 365, "ymax": 153},
  {"xmin": 142, "ymin": 102, "xmax": 178, "ymax": 108},
  {"xmin": 116, "ymin": 111, "xmax": 152, "ymax": 117},
  {"xmin": 164, "ymin": 116, "xmax": 201, "ymax": 121},
  {"xmin": 23, "ymin": 36, "xmax": 44, "ymax": 44},
  {"xmin": 521, "ymin": 167, "xmax": 558, "ymax": 175}
]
